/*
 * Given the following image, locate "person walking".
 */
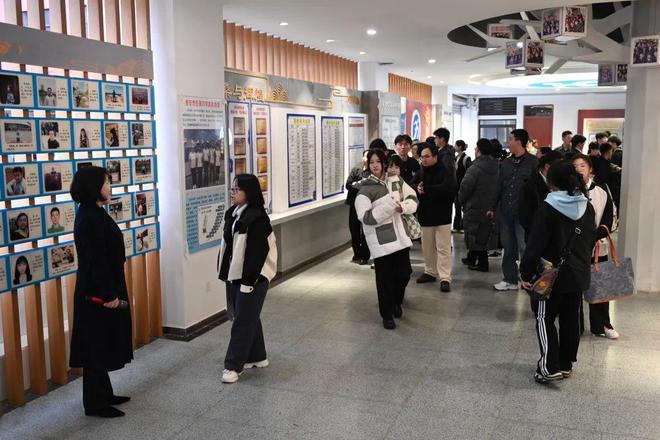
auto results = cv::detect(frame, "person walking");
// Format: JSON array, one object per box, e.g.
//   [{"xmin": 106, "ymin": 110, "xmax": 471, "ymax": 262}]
[
  {"xmin": 355, "ymin": 149, "xmax": 417, "ymax": 329},
  {"xmin": 413, "ymin": 143, "xmax": 457, "ymax": 292},
  {"xmin": 572, "ymin": 154, "xmax": 619, "ymax": 339},
  {"xmin": 489, "ymin": 129, "xmax": 538, "ymax": 291},
  {"xmin": 218, "ymin": 174, "xmax": 278, "ymax": 383},
  {"xmin": 69, "ymin": 166, "xmax": 133, "ymax": 418},
  {"xmin": 519, "ymin": 150, "xmax": 562, "ymax": 240},
  {"xmin": 520, "ymin": 161, "xmax": 596, "ymax": 384},
  {"xmin": 453, "ymin": 140, "xmax": 472, "ymax": 232},
  {"xmin": 346, "ymin": 150, "xmax": 371, "ymax": 264},
  {"xmin": 458, "ymin": 138, "xmax": 499, "ymax": 272}
]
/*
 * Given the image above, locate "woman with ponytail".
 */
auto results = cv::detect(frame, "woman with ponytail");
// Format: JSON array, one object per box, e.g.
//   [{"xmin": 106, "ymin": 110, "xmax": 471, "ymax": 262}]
[{"xmin": 520, "ymin": 161, "xmax": 596, "ymax": 384}]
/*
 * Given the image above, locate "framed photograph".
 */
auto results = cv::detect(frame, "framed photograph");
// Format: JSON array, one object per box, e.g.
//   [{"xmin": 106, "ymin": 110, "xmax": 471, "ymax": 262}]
[
  {"xmin": 255, "ymin": 118, "xmax": 267, "ymax": 136},
  {"xmin": 0, "ymin": 212, "xmax": 5, "ymax": 246},
  {"xmin": 233, "ymin": 137, "xmax": 246, "ymax": 156},
  {"xmin": 47, "ymin": 243, "xmax": 77, "ymax": 277},
  {"xmin": 258, "ymin": 175, "xmax": 268, "ymax": 192},
  {"xmin": 233, "ymin": 117, "xmax": 246, "ymax": 136},
  {"xmin": 123, "ymin": 229, "xmax": 135, "ymax": 258},
  {"xmin": 134, "ymin": 190, "xmax": 157, "ymax": 218},
  {"xmin": 101, "ymin": 82, "xmax": 128, "ymax": 112},
  {"xmin": 183, "ymin": 128, "xmax": 223, "ymax": 190},
  {"xmin": 44, "ymin": 202, "xmax": 75, "ymax": 236},
  {"xmin": 525, "ymin": 40, "xmax": 544, "ymax": 68},
  {"xmin": 0, "ymin": 256, "xmax": 8, "ymax": 293},
  {"xmin": 257, "ymin": 156, "xmax": 268, "ymax": 174},
  {"xmin": 41, "ymin": 162, "xmax": 74, "ymax": 195},
  {"xmin": 134, "ymin": 224, "xmax": 158, "ymax": 254},
  {"xmin": 39, "ymin": 119, "xmax": 72, "ymax": 151},
  {"xmin": 598, "ymin": 64, "xmax": 615, "ymax": 86},
  {"xmin": 131, "ymin": 156, "xmax": 155, "ymax": 184},
  {"xmin": 71, "ymin": 79, "xmax": 101, "ymax": 111},
  {"xmin": 10, "ymin": 249, "xmax": 46, "ymax": 289},
  {"xmin": 0, "ymin": 72, "xmax": 35, "ymax": 108},
  {"xmin": 3, "ymin": 163, "xmax": 40, "ymax": 199},
  {"xmin": 488, "ymin": 24, "xmax": 513, "ymax": 39},
  {"xmin": 74, "ymin": 159, "xmax": 103, "ymax": 172},
  {"xmin": 505, "ymin": 41, "xmax": 524, "ymax": 69},
  {"xmin": 631, "ymin": 35, "xmax": 660, "ymax": 67},
  {"xmin": 616, "ymin": 64, "xmax": 628, "ymax": 85},
  {"xmin": 107, "ymin": 194, "xmax": 133, "ymax": 223},
  {"xmin": 35, "ymin": 75, "xmax": 69, "ymax": 110},
  {"xmin": 103, "ymin": 120, "xmax": 130, "ymax": 149},
  {"xmin": 130, "ymin": 121, "xmax": 154, "ymax": 148},
  {"xmin": 563, "ymin": 6, "xmax": 587, "ymax": 36},
  {"xmin": 73, "ymin": 120, "xmax": 103, "ymax": 150},
  {"xmin": 128, "ymin": 85, "xmax": 152, "ymax": 113},
  {"xmin": 0, "ymin": 118, "xmax": 37, "ymax": 153},
  {"xmin": 234, "ymin": 157, "xmax": 247, "ymax": 175},
  {"xmin": 541, "ymin": 8, "xmax": 561, "ymax": 40},
  {"xmin": 106, "ymin": 158, "xmax": 131, "ymax": 186},
  {"xmin": 256, "ymin": 137, "xmax": 268, "ymax": 155},
  {"xmin": 6, "ymin": 207, "xmax": 42, "ymax": 244}
]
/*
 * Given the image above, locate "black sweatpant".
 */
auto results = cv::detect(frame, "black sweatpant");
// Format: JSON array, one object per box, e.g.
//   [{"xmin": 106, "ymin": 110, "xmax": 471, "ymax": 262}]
[
  {"xmin": 453, "ymin": 196, "xmax": 463, "ymax": 230},
  {"xmin": 531, "ymin": 291, "xmax": 582, "ymax": 375},
  {"xmin": 373, "ymin": 248, "xmax": 411, "ymax": 320},
  {"xmin": 225, "ymin": 279, "xmax": 268, "ymax": 372},
  {"xmin": 83, "ymin": 366, "xmax": 114, "ymax": 411},
  {"xmin": 466, "ymin": 250, "xmax": 488, "ymax": 268},
  {"xmin": 348, "ymin": 204, "xmax": 370, "ymax": 261}
]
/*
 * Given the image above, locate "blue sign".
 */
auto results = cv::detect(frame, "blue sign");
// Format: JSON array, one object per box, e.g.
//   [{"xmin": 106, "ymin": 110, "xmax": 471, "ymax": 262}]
[{"xmin": 410, "ymin": 109, "xmax": 421, "ymax": 141}]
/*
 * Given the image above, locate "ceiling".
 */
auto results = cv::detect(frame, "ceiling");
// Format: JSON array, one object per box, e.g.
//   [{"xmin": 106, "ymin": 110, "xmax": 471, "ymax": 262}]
[{"xmin": 222, "ymin": 0, "xmax": 632, "ymax": 90}]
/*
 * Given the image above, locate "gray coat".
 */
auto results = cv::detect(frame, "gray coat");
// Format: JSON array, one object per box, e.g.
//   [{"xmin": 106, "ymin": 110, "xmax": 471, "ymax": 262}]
[{"xmin": 459, "ymin": 155, "xmax": 500, "ymax": 251}]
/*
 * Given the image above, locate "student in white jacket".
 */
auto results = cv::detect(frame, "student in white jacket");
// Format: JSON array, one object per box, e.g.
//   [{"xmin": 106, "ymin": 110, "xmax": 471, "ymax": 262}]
[{"xmin": 355, "ymin": 149, "xmax": 418, "ymax": 330}]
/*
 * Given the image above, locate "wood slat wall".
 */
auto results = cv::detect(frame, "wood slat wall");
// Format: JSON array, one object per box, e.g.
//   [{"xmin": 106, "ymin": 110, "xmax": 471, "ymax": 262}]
[
  {"xmin": 389, "ymin": 73, "xmax": 432, "ymax": 105},
  {"xmin": 224, "ymin": 20, "xmax": 358, "ymax": 89}
]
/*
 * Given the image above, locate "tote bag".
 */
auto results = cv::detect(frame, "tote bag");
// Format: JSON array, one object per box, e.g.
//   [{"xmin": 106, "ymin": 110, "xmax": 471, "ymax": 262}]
[{"xmin": 584, "ymin": 230, "xmax": 635, "ymax": 304}]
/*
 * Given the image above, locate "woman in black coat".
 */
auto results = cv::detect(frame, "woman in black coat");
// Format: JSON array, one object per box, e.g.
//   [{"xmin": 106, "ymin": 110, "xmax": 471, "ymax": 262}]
[{"xmin": 69, "ymin": 166, "xmax": 133, "ymax": 418}]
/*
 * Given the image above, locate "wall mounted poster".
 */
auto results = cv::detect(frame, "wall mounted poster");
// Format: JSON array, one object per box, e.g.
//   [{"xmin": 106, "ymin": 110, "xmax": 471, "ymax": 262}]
[
  {"xmin": 39, "ymin": 119, "xmax": 72, "ymax": 151},
  {"xmin": 227, "ymin": 101, "xmax": 250, "ymax": 186},
  {"xmin": 250, "ymin": 103, "xmax": 271, "ymax": 211},
  {"xmin": 71, "ymin": 79, "xmax": 101, "ymax": 111},
  {"xmin": 348, "ymin": 116, "xmax": 366, "ymax": 171},
  {"xmin": 321, "ymin": 117, "xmax": 345, "ymax": 198},
  {"xmin": 180, "ymin": 96, "xmax": 226, "ymax": 254},
  {"xmin": 10, "ymin": 248, "xmax": 46, "ymax": 289},
  {"xmin": 1, "ymin": 118, "xmax": 37, "ymax": 153},
  {"xmin": 0, "ymin": 71, "xmax": 35, "ymax": 108},
  {"xmin": 73, "ymin": 120, "xmax": 103, "ymax": 150},
  {"xmin": 3, "ymin": 163, "xmax": 40, "ymax": 199},
  {"xmin": 380, "ymin": 115, "xmax": 400, "ymax": 148},
  {"xmin": 287, "ymin": 114, "xmax": 316, "ymax": 207},
  {"xmin": 44, "ymin": 202, "xmax": 75, "ymax": 236},
  {"xmin": 6, "ymin": 206, "xmax": 43, "ymax": 244},
  {"xmin": 35, "ymin": 75, "xmax": 70, "ymax": 110}
]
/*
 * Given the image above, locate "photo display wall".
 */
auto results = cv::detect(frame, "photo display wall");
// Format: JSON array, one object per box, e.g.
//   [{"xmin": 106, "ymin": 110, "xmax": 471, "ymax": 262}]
[{"xmin": 0, "ymin": 68, "xmax": 160, "ymax": 294}]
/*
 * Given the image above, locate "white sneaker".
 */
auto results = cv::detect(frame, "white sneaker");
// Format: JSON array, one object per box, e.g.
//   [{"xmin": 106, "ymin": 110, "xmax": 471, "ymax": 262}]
[
  {"xmin": 604, "ymin": 327, "xmax": 620, "ymax": 339},
  {"xmin": 493, "ymin": 281, "xmax": 519, "ymax": 291},
  {"xmin": 222, "ymin": 369, "xmax": 241, "ymax": 383},
  {"xmin": 244, "ymin": 359, "xmax": 269, "ymax": 369}
]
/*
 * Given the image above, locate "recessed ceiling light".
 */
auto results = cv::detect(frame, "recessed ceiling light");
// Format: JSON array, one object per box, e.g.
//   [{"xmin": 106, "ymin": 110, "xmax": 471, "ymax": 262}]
[
  {"xmin": 366, "ymin": 29, "xmax": 377, "ymax": 36},
  {"xmin": 359, "ymin": 51, "xmax": 367, "ymax": 55},
  {"xmin": 554, "ymin": 88, "xmax": 561, "ymax": 92},
  {"xmin": 326, "ymin": 39, "xmax": 335, "ymax": 43},
  {"xmin": 427, "ymin": 75, "xmax": 432, "ymax": 79},
  {"xmin": 428, "ymin": 59, "xmax": 436, "ymax": 64},
  {"xmin": 279, "ymin": 22, "xmax": 288, "ymax": 26},
  {"xmin": 439, "ymin": 80, "xmax": 445, "ymax": 84}
]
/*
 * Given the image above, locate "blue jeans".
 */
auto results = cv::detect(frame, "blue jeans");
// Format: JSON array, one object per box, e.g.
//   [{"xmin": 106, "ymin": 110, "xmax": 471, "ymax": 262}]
[{"xmin": 500, "ymin": 214, "xmax": 526, "ymax": 284}]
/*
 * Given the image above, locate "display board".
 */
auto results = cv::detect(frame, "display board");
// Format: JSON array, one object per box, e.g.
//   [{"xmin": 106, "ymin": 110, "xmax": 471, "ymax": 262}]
[
  {"xmin": 321, "ymin": 117, "xmax": 345, "ymax": 198},
  {"xmin": 347, "ymin": 116, "xmax": 366, "ymax": 171},
  {"xmin": 250, "ymin": 103, "xmax": 272, "ymax": 211},
  {"xmin": 286, "ymin": 114, "xmax": 316, "ymax": 207},
  {"xmin": 227, "ymin": 101, "xmax": 250, "ymax": 182},
  {"xmin": 380, "ymin": 115, "xmax": 400, "ymax": 147}
]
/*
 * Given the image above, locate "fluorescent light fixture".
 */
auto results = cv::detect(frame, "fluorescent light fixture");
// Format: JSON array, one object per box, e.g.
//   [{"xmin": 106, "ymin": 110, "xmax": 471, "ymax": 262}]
[
  {"xmin": 487, "ymin": 47, "xmax": 498, "ymax": 51},
  {"xmin": 428, "ymin": 59, "xmax": 436, "ymax": 64},
  {"xmin": 326, "ymin": 39, "xmax": 335, "ymax": 43},
  {"xmin": 279, "ymin": 22, "xmax": 288, "ymax": 26},
  {"xmin": 366, "ymin": 29, "xmax": 377, "ymax": 36}
]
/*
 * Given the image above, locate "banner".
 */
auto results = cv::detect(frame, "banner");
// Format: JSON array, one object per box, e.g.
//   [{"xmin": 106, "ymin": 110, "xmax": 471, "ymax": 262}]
[{"xmin": 406, "ymin": 100, "xmax": 432, "ymax": 141}]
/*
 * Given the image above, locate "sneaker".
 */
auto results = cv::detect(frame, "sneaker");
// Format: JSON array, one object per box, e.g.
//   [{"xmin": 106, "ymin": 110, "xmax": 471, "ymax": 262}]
[
  {"xmin": 559, "ymin": 369, "xmax": 572, "ymax": 378},
  {"xmin": 440, "ymin": 280, "xmax": 451, "ymax": 292},
  {"xmin": 357, "ymin": 259, "xmax": 370, "ymax": 266},
  {"xmin": 416, "ymin": 273, "xmax": 437, "ymax": 284},
  {"xmin": 393, "ymin": 304, "xmax": 403, "ymax": 319},
  {"xmin": 493, "ymin": 281, "xmax": 519, "ymax": 291},
  {"xmin": 383, "ymin": 319, "xmax": 396, "ymax": 330},
  {"xmin": 244, "ymin": 359, "xmax": 270, "ymax": 369},
  {"xmin": 222, "ymin": 369, "xmax": 241, "ymax": 383},
  {"xmin": 604, "ymin": 327, "xmax": 620, "ymax": 339},
  {"xmin": 534, "ymin": 371, "xmax": 563, "ymax": 383}
]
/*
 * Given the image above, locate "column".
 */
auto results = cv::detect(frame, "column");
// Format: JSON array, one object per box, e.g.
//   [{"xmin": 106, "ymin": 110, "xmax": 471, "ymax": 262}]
[
  {"xmin": 151, "ymin": 0, "xmax": 227, "ymax": 331},
  {"xmin": 620, "ymin": 0, "xmax": 660, "ymax": 292},
  {"xmin": 358, "ymin": 61, "xmax": 389, "ymax": 91}
]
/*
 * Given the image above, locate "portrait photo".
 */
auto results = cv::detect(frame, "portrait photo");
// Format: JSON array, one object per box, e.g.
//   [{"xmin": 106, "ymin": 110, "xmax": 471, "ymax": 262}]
[
  {"xmin": 233, "ymin": 117, "xmax": 246, "ymax": 136},
  {"xmin": 104, "ymin": 122, "xmax": 120, "ymax": 148},
  {"xmin": 4, "ymin": 164, "xmax": 39, "ymax": 198},
  {"xmin": 36, "ymin": 77, "xmax": 59, "ymax": 108},
  {"xmin": 106, "ymin": 159, "xmax": 123, "ymax": 185},
  {"xmin": 132, "ymin": 157, "xmax": 154, "ymax": 184},
  {"xmin": 74, "ymin": 120, "xmax": 103, "ymax": 150},
  {"xmin": 233, "ymin": 137, "xmax": 247, "ymax": 156},
  {"xmin": 135, "ymin": 193, "xmax": 148, "ymax": 217},
  {"xmin": 1, "ymin": 119, "xmax": 36, "ymax": 153},
  {"xmin": 10, "ymin": 250, "xmax": 45, "ymax": 288},
  {"xmin": 39, "ymin": 120, "xmax": 71, "ymax": 151},
  {"xmin": 631, "ymin": 36, "xmax": 659, "ymax": 66},
  {"xmin": 7, "ymin": 207, "xmax": 42, "ymax": 243},
  {"xmin": 43, "ymin": 165, "xmax": 63, "ymax": 193},
  {"xmin": 45, "ymin": 202, "xmax": 75, "ymax": 236},
  {"xmin": 0, "ymin": 73, "xmax": 21, "ymax": 105}
]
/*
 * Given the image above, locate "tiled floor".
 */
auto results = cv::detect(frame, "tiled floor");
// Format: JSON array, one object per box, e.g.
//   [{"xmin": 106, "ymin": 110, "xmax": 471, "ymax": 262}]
[{"xmin": 1, "ymin": 237, "xmax": 659, "ymax": 439}]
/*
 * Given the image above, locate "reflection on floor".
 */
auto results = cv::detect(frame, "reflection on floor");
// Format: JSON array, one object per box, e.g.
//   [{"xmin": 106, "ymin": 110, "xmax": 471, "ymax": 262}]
[{"xmin": 1, "ymin": 238, "xmax": 659, "ymax": 439}]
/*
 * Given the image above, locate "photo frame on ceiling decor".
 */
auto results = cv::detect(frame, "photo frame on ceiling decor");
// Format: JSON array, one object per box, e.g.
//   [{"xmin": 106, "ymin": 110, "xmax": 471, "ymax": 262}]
[
  {"xmin": 631, "ymin": 35, "xmax": 660, "ymax": 67},
  {"xmin": 598, "ymin": 64, "xmax": 616, "ymax": 86},
  {"xmin": 488, "ymin": 24, "xmax": 513, "ymax": 39},
  {"xmin": 505, "ymin": 41, "xmax": 525, "ymax": 69},
  {"xmin": 524, "ymin": 40, "xmax": 544, "ymax": 68},
  {"xmin": 542, "ymin": 6, "xmax": 587, "ymax": 41},
  {"xmin": 615, "ymin": 64, "xmax": 628, "ymax": 84}
]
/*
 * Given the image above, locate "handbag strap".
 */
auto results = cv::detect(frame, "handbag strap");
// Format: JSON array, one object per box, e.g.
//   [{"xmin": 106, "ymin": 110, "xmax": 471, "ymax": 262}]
[
  {"xmin": 557, "ymin": 222, "xmax": 582, "ymax": 268},
  {"xmin": 593, "ymin": 225, "xmax": 621, "ymax": 271}
]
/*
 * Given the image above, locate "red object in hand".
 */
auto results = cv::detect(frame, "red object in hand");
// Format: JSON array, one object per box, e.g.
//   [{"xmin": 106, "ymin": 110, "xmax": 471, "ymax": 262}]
[{"xmin": 85, "ymin": 296, "xmax": 129, "ymax": 309}]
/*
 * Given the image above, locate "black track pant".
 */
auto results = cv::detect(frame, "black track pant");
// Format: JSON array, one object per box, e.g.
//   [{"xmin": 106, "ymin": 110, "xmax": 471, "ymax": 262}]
[
  {"xmin": 373, "ymin": 248, "xmax": 411, "ymax": 320},
  {"xmin": 349, "ymin": 204, "xmax": 370, "ymax": 261}
]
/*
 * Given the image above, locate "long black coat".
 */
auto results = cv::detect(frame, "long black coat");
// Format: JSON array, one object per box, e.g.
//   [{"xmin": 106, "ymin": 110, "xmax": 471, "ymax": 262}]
[
  {"xmin": 458, "ymin": 155, "xmax": 499, "ymax": 251},
  {"xmin": 69, "ymin": 204, "xmax": 133, "ymax": 371}
]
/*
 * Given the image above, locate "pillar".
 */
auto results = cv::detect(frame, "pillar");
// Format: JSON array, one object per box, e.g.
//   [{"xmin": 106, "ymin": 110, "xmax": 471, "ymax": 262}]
[
  {"xmin": 358, "ymin": 62, "xmax": 389, "ymax": 92},
  {"xmin": 620, "ymin": 0, "xmax": 660, "ymax": 292}
]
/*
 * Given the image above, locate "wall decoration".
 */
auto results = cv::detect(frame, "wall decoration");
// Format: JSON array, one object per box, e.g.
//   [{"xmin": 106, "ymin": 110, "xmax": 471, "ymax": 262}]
[
  {"xmin": 41, "ymin": 161, "xmax": 74, "ymax": 195},
  {"xmin": 128, "ymin": 84, "xmax": 152, "ymax": 113},
  {"xmin": 505, "ymin": 41, "xmax": 525, "ymax": 69},
  {"xmin": 103, "ymin": 120, "xmax": 130, "ymax": 149},
  {"xmin": 3, "ymin": 162, "xmax": 40, "ymax": 199},
  {"xmin": 71, "ymin": 78, "xmax": 101, "ymax": 111},
  {"xmin": 46, "ymin": 243, "xmax": 77, "ymax": 277},
  {"xmin": 1, "ymin": 118, "xmax": 37, "ymax": 153},
  {"xmin": 6, "ymin": 207, "xmax": 42, "ymax": 244},
  {"xmin": 73, "ymin": 119, "xmax": 103, "ymax": 150},
  {"xmin": 130, "ymin": 121, "xmax": 154, "ymax": 148},
  {"xmin": 44, "ymin": 202, "xmax": 75, "ymax": 236},
  {"xmin": 0, "ymin": 71, "xmax": 35, "ymax": 108},
  {"xmin": 108, "ymin": 194, "xmax": 133, "ymax": 223},
  {"xmin": 35, "ymin": 74, "xmax": 70, "ymax": 110},
  {"xmin": 106, "ymin": 157, "xmax": 131, "ymax": 186},
  {"xmin": 9, "ymin": 248, "xmax": 46, "ymax": 289},
  {"xmin": 287, "ymin": 114, "xmax": 316, "ymax": 207},
  {"xmin": 134, "ymin": 224, "xmax": 158, "ymax": 254},
  {"xmin": 321, "ymin": 117, "xmax": 345, "ymax": 198},
  {"xmin": 631, "ymin": 35, "xmax": 659, "ymax": 67},
  {"xmin": 525, "ymin": 40, "xmax": 544, "ymax": 68},
  {"xmin": 250, "ymin": 103, "xmax": 271, "ymax": 211},
  {"xmin": 134, "ymin": 190, "xmax": 158, "ymax": 218},
  {"xmin": 488, "ymin": 24, "xmax": 513, "ymax": 39},
  {"xmin": 39, "ymin": 119, "xmax": 73, "ymax": 151},
  {"xmin": 101, "ymin": 82, "xmax": 128, "ymax": 112},
  {"xmin": 616, "ymin": 64, "xmax": 628, "ymax": 85},
  {"xmin": 347, "ymin": 116, "xmax": 366, "ymax": 171},
  {"xmin": 132, "ymin": 156, "xmax": 155, "ymax": 184}
]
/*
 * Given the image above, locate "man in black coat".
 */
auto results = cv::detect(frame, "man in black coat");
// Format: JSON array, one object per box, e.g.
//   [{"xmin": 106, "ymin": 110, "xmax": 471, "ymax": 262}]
[
  {"xmin": 412, "ymin": 142, "xmax": 457, "ymax": 292},
  {"xmin": 453, "ymin": 140, "xmax": 471, "ymax": 231},
  {"xmin": 394, "ymin": 134, "xmax": 420, "ymax": 185}
]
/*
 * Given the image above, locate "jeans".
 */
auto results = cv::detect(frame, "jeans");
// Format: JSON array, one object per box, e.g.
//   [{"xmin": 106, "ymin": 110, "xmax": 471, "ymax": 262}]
[{"xmin": 500, "ymin": 214, "xmax": 526, "ymax": 284}]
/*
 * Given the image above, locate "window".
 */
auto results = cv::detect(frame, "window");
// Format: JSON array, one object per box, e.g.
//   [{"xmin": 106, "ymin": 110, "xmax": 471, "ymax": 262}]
[{"xmin": 478, "ymin": 119, "xmax": 517, "ymax": 148}]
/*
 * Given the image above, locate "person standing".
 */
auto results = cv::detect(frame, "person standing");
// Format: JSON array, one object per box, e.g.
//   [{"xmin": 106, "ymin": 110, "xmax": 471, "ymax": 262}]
[
  {"xmin": 453, "ymin": 140, "xmax": 472, "ymax": 232},
  {"xmin": 355, "ymin": 149, "xmax": 417, "ymax": 329},
  {"xmin": 608, "ymin": 136, "xmax": 623, "ymax": 168},
  {"xmin": 520, "ymin": 161, "xmax": 595, "ymax": 383},
  {"xmin": 433, "ymin": 127, "xmax": 457, "ymax": 173},
  {"xmin": 413, "ymin": 143, "xmax": 457, "ymax": 292},
  {"xmin": 346, "ymin": 150, "xmax": 371, "ymax": 264},
  {"xmin": 599, "ymin": 142, "xmax": 621, "ymax": 210},
  {"xmin": 489, "ymin": 129, "xmax": 538, "ymax": 291},
  {"xmin": 519, "ymin": 150, "xmax": 562, "ymax": 240},
  {"xmin": 458, "ymin": 138, "xmax": 498, "ymax": 272},
  {"xmin": 553, "ymin": 130, "xmax": 573, "ymax": 156},
  {"xmin": 218, "ymin": 174, "xmax": 277, "ymax": 384},
  {"xmin": 202, "ymin": 143, "xmax": 211, "ymax": 187},
  {"xmin": 394, "ymin": 134, "xmax": 420, "ymax": 185},
  {"xmin": 69, "ymin": 166, "xmax": 133, "ymax": 418}
]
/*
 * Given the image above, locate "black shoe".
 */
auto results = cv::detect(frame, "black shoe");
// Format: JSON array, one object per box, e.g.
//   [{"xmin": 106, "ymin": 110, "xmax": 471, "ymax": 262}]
[
  {"xmin": 468, "ymin": 264, "xmax": 489, "ymax": 272},
  {"xmin": 110, "ymin": 395, "xmax": 131, "ymax": 405},
  {"xmin": 393, "ymin": 305, "xmax": 403, "ymax": 319},
  {"xmin": 461, "ymin": 258, "xmax": 474, "ymax": 266},
  {"xmin": 85, "ymin": 406, "xmax": 125, "ymax": 418},
  {"xmin": 350, "ymin": 258, "xmax": 360, "ymax": 264},
  {"xmin": 357, "ymin": 259, "xmax": 369, "ymax": 265},
  {"xmin": 383, "ymin": 319, "xmax": 396, "ymax": 330},
  {"xmin": 440, "ymin": 281, "xmax": 451, "ymax": 292},
  {"xmin": 416, "ymin": 273, "xmax": 436, "ymax": 284}
]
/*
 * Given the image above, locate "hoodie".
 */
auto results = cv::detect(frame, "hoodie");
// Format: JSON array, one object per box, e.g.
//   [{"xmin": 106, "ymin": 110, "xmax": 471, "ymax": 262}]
[{"xmin": 544, "ymin": 191, "xmax": 588, "ymax": 220}]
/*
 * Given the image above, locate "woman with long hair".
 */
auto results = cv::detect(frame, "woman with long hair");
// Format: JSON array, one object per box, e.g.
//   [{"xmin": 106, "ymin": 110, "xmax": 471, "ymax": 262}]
[{"xmin": 13, "ymin": 256, "xmax": 32, "ymax": 285}]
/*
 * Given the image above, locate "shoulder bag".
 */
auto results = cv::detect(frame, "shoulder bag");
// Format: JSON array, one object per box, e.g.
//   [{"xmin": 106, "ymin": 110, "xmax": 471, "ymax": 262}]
[{"xmin": 583, "ymin": 227, "xmax": 635, "ymax": 304}]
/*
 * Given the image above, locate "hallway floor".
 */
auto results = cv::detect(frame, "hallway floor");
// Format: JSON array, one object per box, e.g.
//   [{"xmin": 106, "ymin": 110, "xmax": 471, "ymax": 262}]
[{"xmin": 1, "ymin": 238, "xmax": 659, "ymax": 439}]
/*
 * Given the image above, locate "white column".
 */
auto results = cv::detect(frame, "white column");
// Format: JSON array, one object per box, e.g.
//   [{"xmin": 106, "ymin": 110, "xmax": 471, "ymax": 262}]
[
  {"xmin": 358, "ymin": 62, "xmax": 389, "ymax": 91},
  {"xmin": 620, "ymin": 0, "xmax": 660, "ymax": 292},
  {"xmin": 151, "ymin": 0, "xmax": 227, "ymax": 329}
]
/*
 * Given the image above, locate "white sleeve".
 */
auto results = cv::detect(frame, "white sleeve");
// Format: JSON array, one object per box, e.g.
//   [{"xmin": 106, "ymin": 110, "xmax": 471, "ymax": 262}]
[
  {"xmin": 356, "ymin": 193, "xmax": 395, "ymax": 225},
  {"xmin": 399, "ymin": 181, "xmax": 419, "ymax": 215}
]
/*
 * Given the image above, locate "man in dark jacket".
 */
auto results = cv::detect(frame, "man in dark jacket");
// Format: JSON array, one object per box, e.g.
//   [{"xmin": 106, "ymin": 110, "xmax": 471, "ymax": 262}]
[
  {"xmin": 433, "ymin": 127, "xmax": 457, "ymax": 174},
  {"xmin": 488, "ymin": 129, "xmax": 538, "ymax": 291},
  {"xmin": 519, "ymin": 150, "xmax": 562, "ymax": 240},
  {"xmin": 412, "ymin": 142, "xmax": 457, "ymax": 292},
  {"xmin": 394, "ymin": 134, "xmax": 420, "ymax": 185},
  {"xmin": 453, "ymin": 140, "xmax": 472, "ymax": 232},
  {"xmin": 345, "ymin": 151, "xmax": 370, "ymax": 264},
  {"xmin": 553, "ymin": 130, "xmax": 573, "ymax": 156}
]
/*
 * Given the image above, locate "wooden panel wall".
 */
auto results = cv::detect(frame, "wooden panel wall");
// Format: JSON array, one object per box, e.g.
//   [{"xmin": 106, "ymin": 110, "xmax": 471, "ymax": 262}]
[
  {"xmin": 224, "ymin": 21, "xmax": 358, "ymax": 89},
  {"xmin": 389, "ymin": 73, "xmax": 432, "ymax": 105}
]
